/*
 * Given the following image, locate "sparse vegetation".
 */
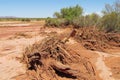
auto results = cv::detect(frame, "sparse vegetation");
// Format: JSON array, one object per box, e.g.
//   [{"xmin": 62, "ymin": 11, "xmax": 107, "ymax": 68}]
[
  {"xmin": 100, "ymin": 0, "xmax": 120, "ymax": 32},
  {"xmin": 54, "ymin": 5, "xmax": 83, "ymax": 23},
  {"xmin": 45, "ymin": 0, "xmax": 120, "ymax": 32},
  {"xmin": 45, "ymin": 5, "xmax": 100, "ymax": 28},
  {"xmin": 45, "ymin": 5, "xmax": 83, "ymax": 27},
  {"xmin": 45, "ymin": 18, "xmax": 67, "ymax": 27},
  {"xmin": 72, "ymin": 13, "xmax": 100, "ymax": 28},
  {"xmin": 0, "ymin": 18, "xmax": 46, "ymax": 21}
]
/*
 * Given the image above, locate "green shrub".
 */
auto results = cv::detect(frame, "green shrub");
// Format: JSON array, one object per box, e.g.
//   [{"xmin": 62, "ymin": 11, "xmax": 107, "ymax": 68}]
[
  {"xmin": 72, "ymin": 13, "xmax": 100, "ymax": 28},
  {"xmin": 45, "ymin": 1, "xmax": 120, "ymax": 32},
  {"xmin": 100, "ymin": 0, "xmax": 120, "ymax": 32},
  {"xmin": 45, "ymin": 18, "xmax": 67, "ymax": 27},
  {"xmin": 45, "ymin": 5, "xmax": 101, "ymax": 28},
  {"xmin": 72, "ymin": 16, "xmax": 84, "ymax": 28},
  {"xmin": 100, "ymin": 12, "xmax": 117, "ymax": 32},
  {"xmin": 54, "ymin": 5, "xmax": 83, "ymax": 24}
]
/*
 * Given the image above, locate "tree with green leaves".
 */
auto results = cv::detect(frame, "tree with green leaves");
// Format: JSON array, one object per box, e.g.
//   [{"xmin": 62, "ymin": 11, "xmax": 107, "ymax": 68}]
[{"xmin": 54, "ymin": 5, "xmax": 83, "ymax": 23}]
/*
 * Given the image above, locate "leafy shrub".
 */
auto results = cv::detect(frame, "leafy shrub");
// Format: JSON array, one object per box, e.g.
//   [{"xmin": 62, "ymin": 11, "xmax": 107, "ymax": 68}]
[
  {"xmin": 72, "ymin": 13, "xmax": 100, "ymax": 28},
  {"xmin": 72, "ymin": 16, "xmax": 84, "ymax": 28},
  {"xmin": 100, "ymin": 0, "xmax": 120, "ymax": 32},
  {"xmin": 45, "ymin": 1, "xmax": 120, "ymax": 33},
  {"xmin": 45, "ymin": 18, "xmax": 67, "ymax": 27},
  {"xmin": 100, "ymin": 12, "xmax": 118, "ymax": 32},
  {"xmin": 54, "ymin": 5, "xmax": 83, "ymax": 24}
]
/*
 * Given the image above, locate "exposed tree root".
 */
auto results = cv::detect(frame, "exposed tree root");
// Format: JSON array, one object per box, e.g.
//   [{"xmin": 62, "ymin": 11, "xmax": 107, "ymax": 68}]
[
  {"xmin": 19, "ymin": 35, "xmax": 97, "ymax": 80},
  {"xmin": 75, "ymin": 27, "xmax": 120, "ymax": 51}
]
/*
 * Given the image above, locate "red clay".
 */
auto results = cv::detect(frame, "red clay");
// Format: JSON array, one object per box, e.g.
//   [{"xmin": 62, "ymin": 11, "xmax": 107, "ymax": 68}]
[{"xmin": 0, "ymin": 21, "xmax": 44, "ymax": 38}]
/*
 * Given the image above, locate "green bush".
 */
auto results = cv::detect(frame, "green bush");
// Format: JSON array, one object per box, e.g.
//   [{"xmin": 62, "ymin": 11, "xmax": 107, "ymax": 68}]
[
  {"xmin": 45, "ymin": 5, "xmax": 83, "ymax": 27},
  {"xmin": 72, "ymin": 13, "xmax": 100, "ymax": 28},
  {"xmin": 100, "ymin": 0, "xmax": 120, "ymax": 32},
  {"xmin": 100, "ymin": 12, "xmax": 117, "ymax": 32},
  {"xmin": 72, "ymin": 16, "xmax": 84, "ymax": 28},
  {"xmin": 54, "ymin": 5, "xmax": 83, "ymax": 24},
  {"xmin": 45, "ymin": 1, "xmax": 120, "ymax": 32},
  {"xmin": 45, "ymin": 18, "xmax": 67, "ymax": 27}
]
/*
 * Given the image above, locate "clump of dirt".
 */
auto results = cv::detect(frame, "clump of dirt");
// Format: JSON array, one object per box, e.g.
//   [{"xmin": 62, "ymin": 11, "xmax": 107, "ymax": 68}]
[
  {"xmin": 18, "ymin": 35, "xmax": 97, "ymax": 80},
  {"xmin": 75, "ymin": 27, "xmax": 120, "ymax": 51}
]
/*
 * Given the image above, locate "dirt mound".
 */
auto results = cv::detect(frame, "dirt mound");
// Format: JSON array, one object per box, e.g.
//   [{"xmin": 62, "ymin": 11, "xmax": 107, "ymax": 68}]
[
  {"xmin": 75, "ymin": 27, "xmax": 120, "ymax": 51},
  {"xmin": 17, "ymin": 35, "xmax": 97, "ymax": 80}
]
